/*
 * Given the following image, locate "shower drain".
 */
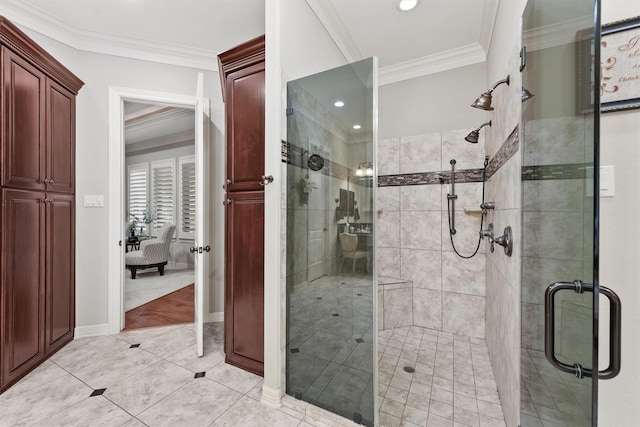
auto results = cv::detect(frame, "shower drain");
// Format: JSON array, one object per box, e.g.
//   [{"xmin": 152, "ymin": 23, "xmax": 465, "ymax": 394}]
[{"xmin": 403, "ymin": 366, "xmax": 415, "ymax": 373}]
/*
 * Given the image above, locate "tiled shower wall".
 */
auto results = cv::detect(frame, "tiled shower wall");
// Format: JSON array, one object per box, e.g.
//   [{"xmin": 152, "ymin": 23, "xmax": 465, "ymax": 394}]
[
  {"xmin": 483, "ymin": 43, "xmax": 523, "ymax": 427},
  {"xmin": 376, "ymin": 128, "xmax": 488, "ymax": 339}
]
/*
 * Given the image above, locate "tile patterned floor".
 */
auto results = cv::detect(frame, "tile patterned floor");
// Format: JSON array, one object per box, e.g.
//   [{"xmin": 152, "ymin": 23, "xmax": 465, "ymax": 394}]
[
  {"xmin": 0, "ymin": 323, "xmax": 352, "ymax": 427},
  {"xmin": 1, "ymin": 323, "xmax": 508, "ymax": 426},
  {"xmin": 520, "ymin": 348, "xmax": 590, "ymax": 426},
  {"xmin": 378, "ymin": 326, "xmax": 506, "ymax": 427}
]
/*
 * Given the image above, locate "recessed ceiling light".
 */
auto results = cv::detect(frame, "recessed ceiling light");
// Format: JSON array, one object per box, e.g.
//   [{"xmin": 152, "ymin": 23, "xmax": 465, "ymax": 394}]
[
  {"xmin": 353, "ymin": 124, "xmax": 361, "ymax": 130},
  {"xmin": 398, "ymin": 0, "xmax": 419, "ymax": 12},
  {"xmin": 334, "ymin": 100, "xmax": 345, "ymax": 107}
]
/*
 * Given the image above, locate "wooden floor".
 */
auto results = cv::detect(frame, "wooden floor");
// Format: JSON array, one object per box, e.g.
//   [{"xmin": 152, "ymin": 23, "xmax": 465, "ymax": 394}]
[{"xmin": 124, "ymin": 284, "xmax": 194, "ymax": 331}]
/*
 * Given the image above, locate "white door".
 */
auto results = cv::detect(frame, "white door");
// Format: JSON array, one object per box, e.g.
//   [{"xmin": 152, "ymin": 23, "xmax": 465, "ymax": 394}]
[{"xmin": 194, "ymin": 72, "xmax": 205, "ymax": 357}]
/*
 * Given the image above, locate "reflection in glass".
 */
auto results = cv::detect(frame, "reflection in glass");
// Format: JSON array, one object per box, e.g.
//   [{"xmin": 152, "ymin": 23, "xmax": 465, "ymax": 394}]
[
  {"xmin": 285, "ymin": 58, "xmax": 376, "ymax": 426},
  {"xmin": 520, "ymin": 0, "xmax": 596, "ymax": 425}
]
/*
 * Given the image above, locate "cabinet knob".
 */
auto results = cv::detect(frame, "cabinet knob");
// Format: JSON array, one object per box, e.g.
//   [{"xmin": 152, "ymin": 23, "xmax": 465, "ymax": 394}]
[{"xmin": 222, "ymin": 199, "xmax": 232, "ymax": 205}]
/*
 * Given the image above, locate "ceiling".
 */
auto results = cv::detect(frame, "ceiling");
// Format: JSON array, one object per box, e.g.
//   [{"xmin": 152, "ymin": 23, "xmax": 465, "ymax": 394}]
[{"xmin": 2, "ymin": 0, "xmax": 497, "ymax": 143}]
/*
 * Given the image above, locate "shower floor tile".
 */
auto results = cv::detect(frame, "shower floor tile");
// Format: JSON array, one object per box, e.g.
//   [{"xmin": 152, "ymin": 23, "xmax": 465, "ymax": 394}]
[{"xmin": 378, "ymin": 326, "xmax": 506, "ymax": 427}]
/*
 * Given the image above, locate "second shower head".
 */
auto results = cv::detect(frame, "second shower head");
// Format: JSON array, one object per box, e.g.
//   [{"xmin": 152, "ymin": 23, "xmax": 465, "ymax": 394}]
[{"xmin": 465, "ymin": 120, "xmax": 491, "ymax": 143}]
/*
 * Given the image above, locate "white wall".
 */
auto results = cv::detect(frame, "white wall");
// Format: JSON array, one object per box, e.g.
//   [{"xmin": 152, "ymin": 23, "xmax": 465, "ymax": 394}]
[
  {"xmin": 13, "ymin": 24, "xmax": 249, "ymax": 327},
  {"xmin": 379, "ymin": 63, "xmax": 488, "ymax": 139},
  {"xmin": 599, "ymin": 1, "xmax": 640, "ymax": 425}
]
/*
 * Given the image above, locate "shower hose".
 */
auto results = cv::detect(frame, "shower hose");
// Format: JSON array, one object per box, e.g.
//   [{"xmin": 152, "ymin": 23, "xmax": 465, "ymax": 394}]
[{"xmin": 447, "ymin": 156, "xmax": 489, "ymax": 259}]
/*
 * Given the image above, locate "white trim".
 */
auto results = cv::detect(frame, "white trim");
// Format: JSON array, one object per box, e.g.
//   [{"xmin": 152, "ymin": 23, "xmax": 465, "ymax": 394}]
[
  {"xmin": 378, "ymin": 44, "xmax": 487, "ymax": 86},
  {"xmin": 108, "ymin": 86, "xmax": 199, "ymax": 335},
  {"xmin": 524, "ymin": 15, "xmax": 595, "ymax": 52},
  {"xmin": 305, "ymin": 0, "xmax": 362, "ymax": 63},
  {"xmin": 0, "ymin": 0, "xmax": 219, "ymax": 71},
  {"xmin": 74, "ymin": 323, "xmax": 109, "ymax": 338},
  {"xmin": 206, "ymin": 312, "xmax": 224, "ymax": 323},
  {"xmin": 265, "ymin": 0, "xmax": 284, "ymax": 403},
  {"xmin": 306, "ymin": 0, "xmax": 492, "ymax": 85},
  {"xmin": 479, "ymin": 0, "xmax": 500, "ymax": 55},
  {"xmin": 261, "ymin": 384, "xmax": 283, "ymax": 408}
]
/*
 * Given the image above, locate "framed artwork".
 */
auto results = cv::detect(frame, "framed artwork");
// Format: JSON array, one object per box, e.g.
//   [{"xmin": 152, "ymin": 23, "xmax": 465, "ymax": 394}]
[{"xmin": 577, "ymin": 16, "xmax": 640, "ymax": 113}]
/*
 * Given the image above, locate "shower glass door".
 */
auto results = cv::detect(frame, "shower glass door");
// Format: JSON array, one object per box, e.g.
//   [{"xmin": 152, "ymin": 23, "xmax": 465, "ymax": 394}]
[
  {"xmin": 285, "ymin": 58, "xmax": 377, "ymax": 426},
  {"xmin": 520, "ymin": 0, "xmax": 601, "ymax": 425}
]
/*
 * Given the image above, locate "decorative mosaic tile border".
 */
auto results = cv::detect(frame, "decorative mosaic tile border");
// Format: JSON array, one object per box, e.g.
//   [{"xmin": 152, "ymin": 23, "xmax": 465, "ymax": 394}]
[
  {"xmin": 282, "ymin": 125, "xmax": 521, "ymax": 187},
  {"xmin": 521, "ymin": 163, "xmax": 592, "ymax": 181},
  {"xmin": 281, "ymin": 140, "xmax": 350, "ymax": 181},
  {"xmin": 378, "ymin": 126, "xmax": 520, "ymax": 187}
]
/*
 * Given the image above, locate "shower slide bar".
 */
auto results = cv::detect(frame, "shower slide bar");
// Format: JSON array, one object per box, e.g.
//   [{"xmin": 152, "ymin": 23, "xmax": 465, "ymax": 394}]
[{"xmin": 447, "ymin": 159, "xmax": 458, "ymax": 234}]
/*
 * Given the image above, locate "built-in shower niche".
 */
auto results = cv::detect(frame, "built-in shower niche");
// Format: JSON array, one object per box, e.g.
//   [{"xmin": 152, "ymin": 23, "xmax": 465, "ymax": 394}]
[{"xmin": 285, "ymin": 58, "xmax": 376, "ymax": 426}]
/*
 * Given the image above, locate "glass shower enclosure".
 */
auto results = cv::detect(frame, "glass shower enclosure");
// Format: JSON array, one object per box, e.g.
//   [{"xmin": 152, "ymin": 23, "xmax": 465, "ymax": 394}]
[{"xmin": 285, "ymin": 58, "xmax": 377, "ymax": 426}]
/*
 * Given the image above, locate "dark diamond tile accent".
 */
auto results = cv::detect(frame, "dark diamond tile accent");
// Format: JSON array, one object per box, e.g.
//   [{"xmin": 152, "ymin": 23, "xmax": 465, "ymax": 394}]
[
  {"xmin": 194, "ymin": 372, "xmax": 206, "ymax": 378},
  {"xmin": 355, "ymin": 338, "xmax": 364, "ymax": 343},
  {"xmin": 130, "ymin": 344, "xmax": 140, "ymax": 348},
  {"xmin": 316, "ymin": 297, "xmax": 322, "ymax": 300},
  {"xmin": 332, "ymin": 313, "xmax": 339, "ymax": 317},
  {"xmin": 357, "ymin": 293, "xmax": 362, "ymax": 296},
  {"xmin": 90, "ymin": 388, "xmax": 106, "ymax": 397},
  {"xmin": 290, "ymin": 348, "xmax": 300, "ymax": 354}
]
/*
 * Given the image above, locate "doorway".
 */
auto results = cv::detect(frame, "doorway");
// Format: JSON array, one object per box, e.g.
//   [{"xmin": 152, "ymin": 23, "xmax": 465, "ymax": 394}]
[
  {"xmin": 122, "ymin": 101, "xmax": 196, "ymax": 330},
  {"xmin": 107, "ymin": 80, "xmax": 208, "ymax": 357}
]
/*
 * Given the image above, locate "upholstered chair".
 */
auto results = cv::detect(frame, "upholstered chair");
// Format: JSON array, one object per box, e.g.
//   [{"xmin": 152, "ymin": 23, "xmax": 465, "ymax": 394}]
[
  {"xmin": 125, "ymin": 223, "xmax": 176, "ymax": 279},
  {"xmin": 339, "ymin": 232, "xmax": 368, "ymax": 272}
]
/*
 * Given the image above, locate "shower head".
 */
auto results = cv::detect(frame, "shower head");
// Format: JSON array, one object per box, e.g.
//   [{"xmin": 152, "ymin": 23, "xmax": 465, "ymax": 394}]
[
  {"xmin": 471, "ymin": 75, "xmax": 510, "ymax": 111},
  {"xmin": 465, "ymin": 120, "xmax": 491, "ymax": 144},
  {"xmin": 521, "ymin": 87, "xmax": 535, "ymax": 102}
]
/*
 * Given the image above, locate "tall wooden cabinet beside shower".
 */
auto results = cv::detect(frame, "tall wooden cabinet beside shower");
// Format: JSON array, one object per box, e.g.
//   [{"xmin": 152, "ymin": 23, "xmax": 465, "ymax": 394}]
[
  {"xmin": 0, "ymin": 16, "xmax": 83, "ymax": 393},
  {"xmin": 218, "ymin": 35, "xmax": 265, "ymax": 376}
]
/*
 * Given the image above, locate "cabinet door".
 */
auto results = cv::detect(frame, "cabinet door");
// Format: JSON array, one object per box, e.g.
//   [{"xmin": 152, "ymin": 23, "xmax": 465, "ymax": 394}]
[
  {"xmin": 224, "ymin": 191, "xmax": 264, "ymax": 375},
  {"xmin": 225, "ymin": 64, "xmax": 265, "ymax": 192},
  {"xmin": 45, "ymin": 194, "xmax": 74, "ymax": 353},
  {"xmin": 1, "ymin": 189, "xmax": 45, "ymax": 390},
  {"xmin": 46, "ymin": 79, "xmax": 75, "ymax": 194},
  {"xmin": 1, "ymin": 47, "xmax": 46, "ymax": 191}
]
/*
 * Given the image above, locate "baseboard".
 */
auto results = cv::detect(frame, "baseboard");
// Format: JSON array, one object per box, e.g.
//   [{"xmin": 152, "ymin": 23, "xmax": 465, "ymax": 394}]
[
  {"xmin": 74, "ymin": 323, "xmax": 110, "ymax": 338},
  {"xmin": 205, "ymin": 311, "xmax": 224, "ymax": 323},
  {"xmin": 261, "ymin": 384, "xmax": 282, "ymax": 408}
]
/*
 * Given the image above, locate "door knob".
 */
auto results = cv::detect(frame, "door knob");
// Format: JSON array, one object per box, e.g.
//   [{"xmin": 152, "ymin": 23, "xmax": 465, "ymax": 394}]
[
  {"xmin": 189, "ymin": 246, "xmax": 196, "ymax": 253},
  {"xmin": 259, "ymin": 175, "xmax": 274, "ymax": 186},
  {"xmin": 203, "ymin": 245, "xmax": 211, "ymax": 252}
]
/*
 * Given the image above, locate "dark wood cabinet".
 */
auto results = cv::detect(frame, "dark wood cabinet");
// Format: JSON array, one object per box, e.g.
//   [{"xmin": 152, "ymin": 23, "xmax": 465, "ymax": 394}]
[
  {"xmin": 218, "ymin": 35, "xmax": 265, "ymax": 376},
  {"xmin": 45, "ymin": 194, "xmax": 75, "ymax": 353},
  {"xmin": 0, "ymin": 16, "xmax": 82, "ymax": 394},
  {"xmin": 1, "ymin": 189, "xmax": 46, "ymax": 387}
]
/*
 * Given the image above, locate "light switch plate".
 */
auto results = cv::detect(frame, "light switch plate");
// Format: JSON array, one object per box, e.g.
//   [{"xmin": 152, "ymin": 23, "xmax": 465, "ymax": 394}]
[
  {"xmin": 83, "ymin": 195, "xmax": 104, "ymax": 207},
  {"xmin": 600, "ymin": 165, "xmax": 615, "ymax": 198}
]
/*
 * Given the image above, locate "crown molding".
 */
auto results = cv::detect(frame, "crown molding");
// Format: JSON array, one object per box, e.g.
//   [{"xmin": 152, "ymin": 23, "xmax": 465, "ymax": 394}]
[
  {"xmin": 125, "ymin": 129, "xmax": 195, "ymax": 154},
  {"xmin": 306, "ymin": 0, "xmax": 489, "ymax": 86},
  {"xmin": 0, "ymin": 0, "xmax": 218, "ymax": 71},
  {"xmin": 479, "ymin": 0, "xmax": 500, "ymax": 53},
  {"xmin": 125, "ymin": 107, "xmax": 194, "ymax": 135},
  {"xmin": 523, "ymin": 15, "xmax": 594, "ymax": 52},
  {"xmin": 378, "ymin": 43, "xmax": 487, "ymax": 86},
  {"xmin": 305, "ymin": 0, "xmax": 361, "ymax": 63}
]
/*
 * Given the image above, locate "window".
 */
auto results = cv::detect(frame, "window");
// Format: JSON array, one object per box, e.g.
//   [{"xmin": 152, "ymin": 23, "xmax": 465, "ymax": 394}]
[
  {"xmin": 126, "ymin": 155, "xmax": 196, "ymax": 240},
  {"xmin": 150, "ymin": 159, "xmax": 176, "ymax": 235},
  {"xmin": 127, "ymin": 163, "xmax": 148, "ymax": 233}
]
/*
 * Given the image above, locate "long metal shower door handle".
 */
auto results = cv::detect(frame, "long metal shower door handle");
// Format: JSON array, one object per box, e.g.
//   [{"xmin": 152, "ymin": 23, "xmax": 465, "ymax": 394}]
[{"xmin": 544, "ymin": 280, "xmax": 621, "ymax": 379}]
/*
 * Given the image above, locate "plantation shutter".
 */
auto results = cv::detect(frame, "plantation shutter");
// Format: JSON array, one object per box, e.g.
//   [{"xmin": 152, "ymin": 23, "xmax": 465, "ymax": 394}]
[
  {"xmin": 179, "ymin": 156, "xmax": 196, "ymax": 239},
  {"xmin": 151, "ymin": 159, "xmax": 176, "ymax": 235},
  {"xmin": 127, "ymin": 163, "xmax": 148, "ymax": 227}
]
